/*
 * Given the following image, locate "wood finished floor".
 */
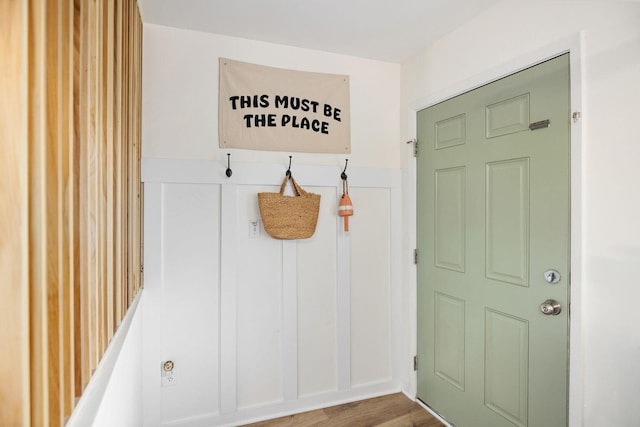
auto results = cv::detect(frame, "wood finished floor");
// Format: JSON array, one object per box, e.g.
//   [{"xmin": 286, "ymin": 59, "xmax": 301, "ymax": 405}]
[{"xmin": 242, "ymin": 393, "xmax": 444, "ymax": 427}]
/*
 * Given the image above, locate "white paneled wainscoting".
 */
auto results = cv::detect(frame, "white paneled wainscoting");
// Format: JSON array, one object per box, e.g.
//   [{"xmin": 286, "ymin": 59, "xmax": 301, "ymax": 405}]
[{"xmin": 142, "ymin": 158, "xmax": 404, "ymax": 426}]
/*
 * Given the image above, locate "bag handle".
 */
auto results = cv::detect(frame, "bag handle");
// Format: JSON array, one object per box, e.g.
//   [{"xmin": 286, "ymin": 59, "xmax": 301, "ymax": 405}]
[{"xmin": 279, "ymin": 175, "xmax": 308, "ymax": 196}]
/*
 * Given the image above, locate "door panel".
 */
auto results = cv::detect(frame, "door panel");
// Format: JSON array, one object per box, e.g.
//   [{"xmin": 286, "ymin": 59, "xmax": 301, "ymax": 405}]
[
  {"xmin": 417, "ymin": 54, "xmax": 570, "ymax": 427},
  {"xmin": 486, "ymin": 158, "xmax": 530, "ymax": 287},
  {"xmin": 485, "ymin": 93, "xmax": 530, "ymax": 138},
  {"xmin": 484, "ymin": 309, "xmax": 529, "ymax": 427},
  {"xmin": 435, "ymin": 167, "xmax": 466, "ymax": 272},
  {"xmin": 434, "ymin": 292, "xmax": 466, "ymax": 391},
  {"xmin": 436, "ymin": 114, "xmax": 467, "ymax": 149}
]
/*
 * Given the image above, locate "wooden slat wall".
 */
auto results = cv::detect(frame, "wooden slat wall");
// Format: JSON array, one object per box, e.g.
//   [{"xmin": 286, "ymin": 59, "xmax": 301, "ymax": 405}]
[{"xmin": 0, "ymin": 1, "xmax": 143, "ymax": 425}]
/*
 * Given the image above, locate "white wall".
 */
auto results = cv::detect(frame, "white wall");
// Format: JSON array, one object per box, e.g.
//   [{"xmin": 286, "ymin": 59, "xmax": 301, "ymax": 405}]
[
  {"xmin": 400, "ymin": 1, "xmax": 640, "ymax": 426},
  {"xmin": 66, "ymin": 293, "xmax": 143, "ymax": 427},
  {"xmin": 142, "ymin": 24, "xmax": 401, "ymax": 169},
  {"xmin": 141, "ymin": 24, "xmax": 404, "ymax": 426}
]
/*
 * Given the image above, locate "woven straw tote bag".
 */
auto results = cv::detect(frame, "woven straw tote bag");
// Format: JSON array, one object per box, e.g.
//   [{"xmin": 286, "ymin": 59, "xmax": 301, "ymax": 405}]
[{"xmin": 258, "ymin": 175, "xmax": 321, "ymax": 239}]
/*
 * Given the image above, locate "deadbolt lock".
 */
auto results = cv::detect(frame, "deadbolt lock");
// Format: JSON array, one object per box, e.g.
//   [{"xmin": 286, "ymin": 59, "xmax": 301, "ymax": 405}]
[
  {"xmin": 540, "ymin": 299, "xmax": 562, "ymax": 316},
  {"xmin": 544, "ymin": 269, "xmax": 561, "ymax": 284}
]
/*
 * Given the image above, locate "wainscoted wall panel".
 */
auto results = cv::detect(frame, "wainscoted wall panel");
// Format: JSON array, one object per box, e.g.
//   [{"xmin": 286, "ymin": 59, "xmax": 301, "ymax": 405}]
[
  {"xmin": 160, "ymin": 184, "xmax": 221, "ymax": 423},
  {"xmin": 236, "ymin": 184, "xmax": 285, "ymax": 409},
  {"xmin": 297, "ymin": 187, "xmax": 339, "ymax": 399},
  {"xmin": 142, "ymin": 158, "xmax": 402, "ymax": 426},
  {"xmin": 350, "ymin": 187, "xmax": 391, "ymax": 388}
]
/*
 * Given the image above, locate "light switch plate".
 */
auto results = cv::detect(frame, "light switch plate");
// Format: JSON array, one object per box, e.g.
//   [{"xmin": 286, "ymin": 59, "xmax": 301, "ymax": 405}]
[{"xmin": 249, "ymin": 220, "xmax": 260, "ymax": 238}]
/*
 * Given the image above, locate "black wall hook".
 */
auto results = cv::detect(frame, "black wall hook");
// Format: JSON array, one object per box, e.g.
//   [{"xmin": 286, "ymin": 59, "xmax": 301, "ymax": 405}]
[
  {"xmin": 286, "ymin": 156, "xmax": 292, "ymax": 177},
  {"xmin": 225, "ymin": 153, "xmax": 232, "ymax": 177},
  {"xmin": 341, "ymin": 159, "xmax": 349, "ymax": 180}
]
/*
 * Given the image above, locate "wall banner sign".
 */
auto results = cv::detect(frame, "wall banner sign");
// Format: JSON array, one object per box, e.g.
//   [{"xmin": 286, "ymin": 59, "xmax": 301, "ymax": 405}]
[{"xmin": 218, "ymin": 58, "xmax": 351, "ymax": 153}]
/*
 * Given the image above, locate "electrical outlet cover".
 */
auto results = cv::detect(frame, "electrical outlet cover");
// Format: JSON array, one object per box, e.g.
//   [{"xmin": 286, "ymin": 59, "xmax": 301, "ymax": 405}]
[{"xmin": 161, "ymin": 364, "xmax": 176, "ymax": 387}]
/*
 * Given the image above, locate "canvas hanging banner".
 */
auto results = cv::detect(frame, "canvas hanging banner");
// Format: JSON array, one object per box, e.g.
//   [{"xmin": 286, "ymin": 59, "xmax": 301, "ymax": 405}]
[{"xmin": 218, "ymin": 58, "xmax": 351, "ymax": 153}]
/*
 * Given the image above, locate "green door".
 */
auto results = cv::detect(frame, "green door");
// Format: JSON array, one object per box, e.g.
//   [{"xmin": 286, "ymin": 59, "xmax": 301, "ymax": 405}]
[{"xmin": 417, "ymin": 54, "xmax": 570, "ymax": 427}]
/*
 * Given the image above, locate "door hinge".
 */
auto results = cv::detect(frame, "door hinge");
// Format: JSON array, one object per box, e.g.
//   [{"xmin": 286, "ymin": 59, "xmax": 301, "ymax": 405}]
[
  {"xmin": 406, "ymin": 138, "xmax": 418, "ymax": 157},
  {"xmin": 572, "ymin": 111, "xmax": 581, "ymax": 123},
  {"xmin": 414, "ymin": 248, "xmax": 419, "ymax": 265},
  {"xmin": 413, "ymin": 355, "xmax": 418, "ymax": 371}
]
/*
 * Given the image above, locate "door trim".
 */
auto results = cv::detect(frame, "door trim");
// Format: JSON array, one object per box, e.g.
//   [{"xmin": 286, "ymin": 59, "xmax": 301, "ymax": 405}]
[{"xmin": 406, "ymin": 33, "xmax": 584, "ymax": 427}]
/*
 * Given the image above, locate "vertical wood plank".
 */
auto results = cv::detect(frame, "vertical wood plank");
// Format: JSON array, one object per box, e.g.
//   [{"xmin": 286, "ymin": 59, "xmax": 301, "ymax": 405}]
[
  {"xmin": 28, "ymin": 0, "xmax": 50, "ymax": 424},
  {"xmin": 121, "ymin": 0, "xmax": 130, "ymax": 310},
  {"xmin": 88, "ymin": 0, "xmax": 99, "ymax": 374},
  {"xmin": 59, "ymin": 0, "xmax": 76, "ymax": 416},
  {"xmin": 45, "ymin": 0, "xmax": 63, "ymax": 423},
  {"xmin": 114, "ymin": 0, "xmax": 124, "ymax": 324},
  {"xmin": 72, "ymin": 0, "xmax": 82, "ymax": 398},
  {"xmin": 81, "ymin": 0, "xmax": 90, "ymax": 380},
  {"xmin": 96, "ymin": 0, "xmax": 106, "ymax": 360},
  {"xmin": 131, "ymin": 0, "xmax": 140, "ymax": 302},
  {"xmin": 104, "ymin": 0, "xmax": 115, "ymax": 342},
  {"xmin": 0, "ymin": 1, "xmax": 30, "ymax": 425},
  {"xmin": 135, "ymin": 7, "xmax": 143, "ymax": 296},
  {"xmin": 127, "ymin": 0, "xmax": 135, "ymax": 304},
  {"xmin": 75, "ymin": 0, "xmax": 91, "ymax": 391}
]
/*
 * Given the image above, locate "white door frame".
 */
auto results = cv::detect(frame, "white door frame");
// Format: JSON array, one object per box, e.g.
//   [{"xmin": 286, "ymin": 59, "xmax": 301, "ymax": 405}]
[{"xmin": 406, "ymin": 33, "xmax": 584, "ymax": 427}]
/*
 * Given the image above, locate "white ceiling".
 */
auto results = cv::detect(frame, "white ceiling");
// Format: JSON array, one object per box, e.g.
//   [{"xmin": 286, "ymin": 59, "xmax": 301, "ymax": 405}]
[{"xmin": 137, "ymin": 0, "xmax": 503, "ymax": 63}]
